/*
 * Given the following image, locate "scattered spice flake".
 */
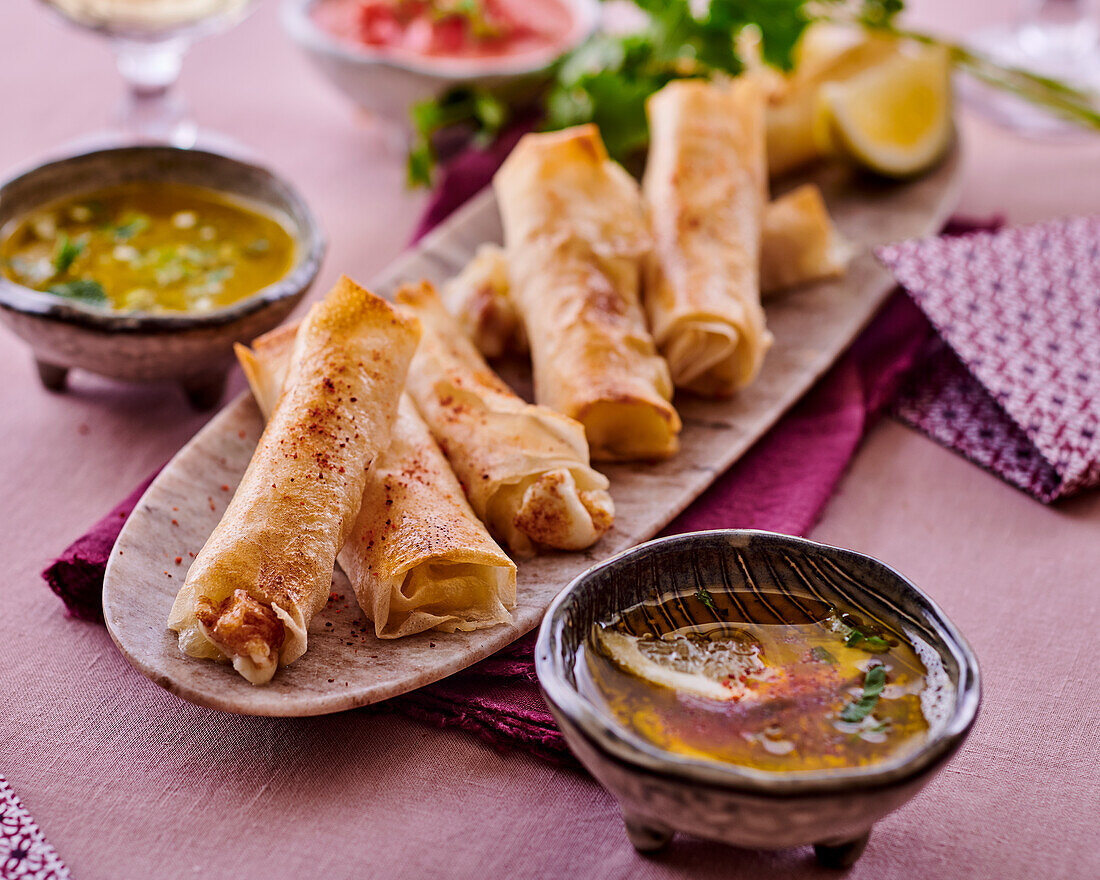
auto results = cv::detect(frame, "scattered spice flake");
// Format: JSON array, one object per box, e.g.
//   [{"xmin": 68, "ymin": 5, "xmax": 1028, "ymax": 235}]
[
  {"xmin": 238, "ymin": 430, "xmax": 247, "ymax": 439},
  {"xmin": 220, "ymin": 484, "xmax": 229, "ymax": 492},
  {"xmin": 172, "ymin": 506, "xmax": 178, "ymax": 512},
  {"xmin": 171, "ymin": 519, "xmax": 179, "ymax": 526},
  {"xmin": 174, "ymin": 556, "xmax": 182, "ymax": 565}
]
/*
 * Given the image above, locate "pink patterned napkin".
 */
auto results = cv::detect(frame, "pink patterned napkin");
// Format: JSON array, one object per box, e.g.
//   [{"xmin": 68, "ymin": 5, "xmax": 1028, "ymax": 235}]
[
  {"xmin": 879, "ymin": 216, "xmax": 1100, "ymax": 502},
  {"xmin": 0, "ymin": 776, "xmax": 70, "ymax": 880}
]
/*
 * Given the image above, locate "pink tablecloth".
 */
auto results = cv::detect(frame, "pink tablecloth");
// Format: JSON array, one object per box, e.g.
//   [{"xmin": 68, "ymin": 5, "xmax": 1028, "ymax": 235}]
[{"xmin": 1, "ymin": 2, "xmax": 1099, "ymax": 879}]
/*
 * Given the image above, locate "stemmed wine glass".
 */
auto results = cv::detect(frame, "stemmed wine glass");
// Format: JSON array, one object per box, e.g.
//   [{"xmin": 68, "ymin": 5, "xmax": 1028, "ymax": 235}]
[
  {"xmin": 965, "ymin": 0, "xmax": 1100, "ymax": 135},
  {"xmin": 37, "ymin": 0, "xmax": 257, "ymax": 148}
]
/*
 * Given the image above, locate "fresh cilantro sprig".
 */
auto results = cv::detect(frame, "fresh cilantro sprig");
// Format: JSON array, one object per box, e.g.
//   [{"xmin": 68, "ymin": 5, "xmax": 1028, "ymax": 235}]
[
  {"xmin": 408, "ymin": 87, "xmax": 511, "ymax": 186},
  {"xmin": 840, "ymin": 663, "xmax": 886, "ymax": 722},
  {"xmin": 844, "ymin": 629, "xmax": 891, "ymax": 652}
]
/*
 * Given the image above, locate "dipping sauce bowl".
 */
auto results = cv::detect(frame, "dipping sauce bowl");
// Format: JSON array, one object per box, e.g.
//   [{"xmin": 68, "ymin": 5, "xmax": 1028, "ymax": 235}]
[{"xmin": 536, "ymin": 530, "xmax": 980, "ymax": 868}]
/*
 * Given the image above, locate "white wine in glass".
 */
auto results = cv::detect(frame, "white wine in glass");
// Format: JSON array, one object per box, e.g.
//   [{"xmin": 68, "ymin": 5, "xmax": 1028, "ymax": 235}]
[{"xmin": 39, "ymin": 0, "xmax": 256, "ymax": 147}]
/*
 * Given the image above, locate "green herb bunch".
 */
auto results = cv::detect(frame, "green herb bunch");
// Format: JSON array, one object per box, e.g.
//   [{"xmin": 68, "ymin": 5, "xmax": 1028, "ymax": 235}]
[
  {"xmin": 407, "ymin": 0, "xmax": 1100, "ymax": 187},
  {"xmin": 408, "ymin": 0, "xmax": 854, "ymax": 185}
]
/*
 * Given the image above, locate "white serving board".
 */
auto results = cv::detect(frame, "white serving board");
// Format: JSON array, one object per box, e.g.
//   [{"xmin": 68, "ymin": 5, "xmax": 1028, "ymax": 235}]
[{"xmin": 103, "ymin": 151, "xmax": 962, "ymax": 716}]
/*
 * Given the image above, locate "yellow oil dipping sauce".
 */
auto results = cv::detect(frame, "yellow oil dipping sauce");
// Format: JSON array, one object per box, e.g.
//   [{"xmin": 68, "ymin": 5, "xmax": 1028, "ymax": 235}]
[
  {"xmin": 0, "ymin": 182, "xmax": 295, "ymax": 314},
  {"xmin": 579, "ymin": 588, "xmax": 937, "ymax": 772}
]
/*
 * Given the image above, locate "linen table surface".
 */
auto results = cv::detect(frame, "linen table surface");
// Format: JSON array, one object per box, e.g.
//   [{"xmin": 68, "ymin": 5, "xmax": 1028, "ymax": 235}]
[{"xmin": 1, "ymin": 2, "xmax": 1098, "ymax": 879}]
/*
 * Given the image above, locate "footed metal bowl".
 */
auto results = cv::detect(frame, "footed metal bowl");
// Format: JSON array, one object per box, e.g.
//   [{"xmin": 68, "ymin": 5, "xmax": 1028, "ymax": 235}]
[
  {"xmin": 536, "ymin": 530, "xmax": 980, "ymax": 868},
  {"xmin": 0, "ymin": 146, "xmax": 325, "ymax": 409}
]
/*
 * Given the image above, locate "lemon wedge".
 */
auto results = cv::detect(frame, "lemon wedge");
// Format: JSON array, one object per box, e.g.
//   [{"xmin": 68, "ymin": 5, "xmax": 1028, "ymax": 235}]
[
  {"xmin": 814, "ymin": 43, "xmax": 953, "ymax": 178},
  {"xmin": 596, "ymin": 628, "xmax": 771, "ymax": 703}
]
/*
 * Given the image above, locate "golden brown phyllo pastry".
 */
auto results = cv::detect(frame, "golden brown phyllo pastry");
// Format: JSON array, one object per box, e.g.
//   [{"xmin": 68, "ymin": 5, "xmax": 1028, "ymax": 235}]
[
  {"xmin": 397, "ymin": 280, "xmax": 614, "ymax": 558},
  {"xmin": 494, "ymin": 124, "xmax": 680, "ymax": 462},
  {"xmin": 237, "ymin": 324, "xmax": 517, "ymax": 640},
  {"xmin": 761, "ymin": 183, "xmax": 852, "ymax": 295},
  {"xmin": 444, "ymin": 188, "xmax": 849, "ymax": 358},
  {"xmin": 440, "ymin": 243, "xmax": 526, "ymax": 359},
  {"xmin": 643, "ymin": 77, "xmax": 773, "ymax": 398},
  {"xmin": 167, "ymin": 277, "xmax": 420, "ymax": 683}
]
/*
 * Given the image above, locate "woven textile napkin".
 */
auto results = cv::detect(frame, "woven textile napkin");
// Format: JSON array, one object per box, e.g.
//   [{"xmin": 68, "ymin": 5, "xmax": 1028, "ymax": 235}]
[
  {"xmin": 0, "ymin": 776, "xmax": 70, "ymax": 880},
  {"xmin": 880, "ymin": 216, "xmax": 1100, "ymax": 502}
]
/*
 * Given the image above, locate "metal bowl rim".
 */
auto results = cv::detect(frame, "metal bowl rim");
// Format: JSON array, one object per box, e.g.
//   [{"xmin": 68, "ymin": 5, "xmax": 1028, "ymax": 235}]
[{"xmin": 0, "ymin": 145, "xmax": 327, "ymax": 334}]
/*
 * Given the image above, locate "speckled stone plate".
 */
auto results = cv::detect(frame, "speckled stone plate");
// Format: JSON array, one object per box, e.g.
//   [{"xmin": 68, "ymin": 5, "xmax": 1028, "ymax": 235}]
[{"xmin": 103, "ymin": 150, "xmax": 962, "ymax": 716}]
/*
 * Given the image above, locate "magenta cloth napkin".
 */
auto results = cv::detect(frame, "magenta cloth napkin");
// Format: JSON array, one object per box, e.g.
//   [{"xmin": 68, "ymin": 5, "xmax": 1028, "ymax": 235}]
[
  {"xmin": 880, "ymin": 216, "xmax": 1100, "ymax": 502},
  {"xmin": 42, "ymin": 472, "xmax": 158, "ymax": 624}
]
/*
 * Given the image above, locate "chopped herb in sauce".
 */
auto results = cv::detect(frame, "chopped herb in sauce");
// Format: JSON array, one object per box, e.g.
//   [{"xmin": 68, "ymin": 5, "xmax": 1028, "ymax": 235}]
[
  {"xmin": 52, "ymin": 233, "xmax": 85, "ymax": 274},
  {"xmin": 845, "ymin": 629, "xmax": 891, "ymax": 652},
  {"xmin": 694, "ymin": 585, "xmax": 716, "ymax": 611},
  {"xmin": 113, "ymin": 213, "xmax": 150, "ymax": 242},
  {"xmin": 811, "ymin": 645, "xmax": 837, "ymax": 664},
  {"xmin": 48, "ymin": 279, "xmax": 107, "ymax": 304},
  {"xmin": 840, "ymin": 664, "xmax": 887, "ymax": 722}
]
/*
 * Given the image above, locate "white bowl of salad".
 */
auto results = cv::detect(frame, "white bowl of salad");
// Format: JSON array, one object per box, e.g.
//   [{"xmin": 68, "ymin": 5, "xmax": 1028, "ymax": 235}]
[{"xmin": 281, "ymin": 0, "xmax": 600, "ymax": 125}]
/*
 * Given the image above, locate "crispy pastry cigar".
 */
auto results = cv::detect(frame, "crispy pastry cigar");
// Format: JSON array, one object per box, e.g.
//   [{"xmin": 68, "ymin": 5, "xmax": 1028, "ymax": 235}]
[
  {"xmin": 494, "ymin": 124, "xmax": 680, "ymax": 461},
  {"xmin": 168, "ymin": 277, "xmax": 419, "ymax": 682},
  {"xmin": 398, "ymin": 280, "xmax": 614, "ymax": 557},
  {"xmin": 238, "ymin": 325, "xmax": 516, "ymax": 639},
  {"xmin": 643, "ymin": 77, "xmax": 773, "ymax": 397}
]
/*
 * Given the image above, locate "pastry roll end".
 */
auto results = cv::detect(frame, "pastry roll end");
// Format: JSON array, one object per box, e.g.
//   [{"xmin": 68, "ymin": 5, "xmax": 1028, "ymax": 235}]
[
  {"xmin": 577, "ymin": 397, "xmax": 681, "ymax": 462},
  {"xmin": 761, "ymin": 184, "xmax": 853, "ymax": 295},
  {"xmin": 397, "ymin": 280, "xmax": 618, "ymax": 552},
  {"xmin": 440, "ymin": 243, "xmax": 527, "ymax": 358},
  {"xmin": 167, "ymin": 585, "xmax": 305, "ymax": 685}
]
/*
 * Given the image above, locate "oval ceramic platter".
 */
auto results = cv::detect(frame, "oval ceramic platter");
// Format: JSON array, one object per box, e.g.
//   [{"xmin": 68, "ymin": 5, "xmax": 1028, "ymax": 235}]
[{"xmin": 104, "ymin": 148, "xmax": 962, "ymax": 716}]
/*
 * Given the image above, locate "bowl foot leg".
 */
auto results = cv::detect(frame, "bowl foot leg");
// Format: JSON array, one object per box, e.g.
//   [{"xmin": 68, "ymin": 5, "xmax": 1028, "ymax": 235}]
[
  {"xmin": 622, "ymin": 812, "xmax": 673, "ymax": 854},
  {"xmin": 181, "ymin": 371, "xmax": 228, "ymax": 411},
  {"xmin": 35, "ymin": 360, "xmax": 69, "ymax": 392},
  {"xmin": 814, "ymin": 830, "xmax": 871, "ymax": 869}
]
